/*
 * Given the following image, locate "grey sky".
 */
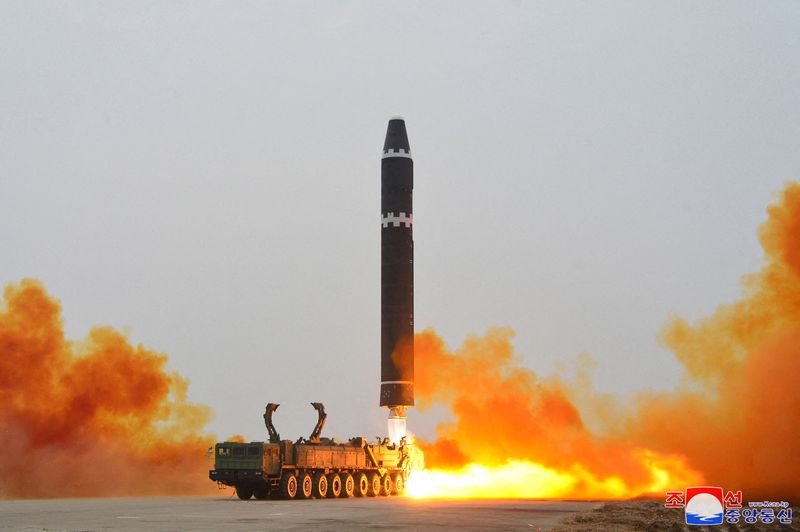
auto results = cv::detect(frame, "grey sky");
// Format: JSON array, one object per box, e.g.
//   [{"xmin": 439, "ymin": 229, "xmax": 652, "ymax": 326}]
[{"xmin": 2, "ymin": 1, "xmax": 798, "ymax": 441}]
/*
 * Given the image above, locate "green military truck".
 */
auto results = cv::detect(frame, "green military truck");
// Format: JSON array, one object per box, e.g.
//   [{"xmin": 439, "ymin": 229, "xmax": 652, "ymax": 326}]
[{"xmin": 209, "ymin": 403, "xmax": 423, "ymax": 500}]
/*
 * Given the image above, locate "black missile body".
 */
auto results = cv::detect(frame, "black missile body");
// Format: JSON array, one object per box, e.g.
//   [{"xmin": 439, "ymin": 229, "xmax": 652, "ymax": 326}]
[{"xmin": 380, "ymin": 118, "xmax": 414, "ymax": 408}]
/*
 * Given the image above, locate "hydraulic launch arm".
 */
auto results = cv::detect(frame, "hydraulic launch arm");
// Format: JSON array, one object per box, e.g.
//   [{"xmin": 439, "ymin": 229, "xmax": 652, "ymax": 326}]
[
  {"xmin": 308, "ymin": 402, "xmax": 327, "ymax": 443},
  {"xmin": 263, "ymin": 403, "xmax": 281, "ymax": 443}
]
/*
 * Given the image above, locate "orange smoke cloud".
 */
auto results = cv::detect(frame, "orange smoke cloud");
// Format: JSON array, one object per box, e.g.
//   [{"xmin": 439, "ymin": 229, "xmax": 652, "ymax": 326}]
[
  {"xmin": 632, "ymin": 182, "xmax": 800, "ymax": 499},
  {"xmin": 0, "ymin": 280, "xmax": 218, "ymax": 498},
  {"xmin": 413, "ymin": 182, "xmax": 800, "ymax": 501}
]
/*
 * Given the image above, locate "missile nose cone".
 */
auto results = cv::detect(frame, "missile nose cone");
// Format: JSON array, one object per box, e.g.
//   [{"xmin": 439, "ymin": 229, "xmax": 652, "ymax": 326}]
[{"xmin": 383, "ymin": 118, "xmax": 410, "ymax": 151}]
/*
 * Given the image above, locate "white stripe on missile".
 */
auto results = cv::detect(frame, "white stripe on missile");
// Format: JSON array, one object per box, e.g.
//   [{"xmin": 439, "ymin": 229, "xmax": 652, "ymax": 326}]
[
  {"xmin": 382, "ymin": 148, "xmax": 412, "ymax": 159},
  {"xmin": 381, "ymin": 212, "xmax": 412, "ymax": 228},
  {"xmin": 381, "ymin": 381, "xmax": 414, "ymax": 385}
]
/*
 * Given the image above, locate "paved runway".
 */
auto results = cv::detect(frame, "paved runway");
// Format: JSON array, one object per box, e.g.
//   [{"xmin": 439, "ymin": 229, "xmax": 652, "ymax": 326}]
[{"xmin": 0, "ymin": 496, "xmax": 601, "ymax": 531}]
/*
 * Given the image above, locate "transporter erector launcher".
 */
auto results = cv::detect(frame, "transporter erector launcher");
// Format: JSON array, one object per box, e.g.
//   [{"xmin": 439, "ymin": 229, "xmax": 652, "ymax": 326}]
[{"xmin": 380, "ymin": 117, "xmax": 414, "ymax": 442}]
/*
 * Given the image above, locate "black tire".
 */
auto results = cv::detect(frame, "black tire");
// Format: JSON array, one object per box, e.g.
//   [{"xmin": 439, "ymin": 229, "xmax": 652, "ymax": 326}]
[
  {"xmin": 341, "ymin": 473, "xmax": 355, "ymax": 498},
  {"xmin": 380, "ymin": 474, "xmax": 392, "ymax": 496},
  {"xmin": 353, "ymin": 472, "xmax": 369, "ymax": 497},
  {"xmin": 253, "ymin": 483, "xmax": 270, "ymax": 500},
  {"xmin": 326, "ymin": 474, "xmax": 342, "ymax": 498},
  {"xmin": 312, "ymin": 472, "xmax": 328, "ymax": 499},
  {"xmin": 367, "ymin": 473, "xmax": 381, "ymax": 497},
  {"xmin": 298, "ymin": 472, "xmax": 313, "ymax": 499},
  {"xmin": 280, "ymin": 474, "xmax": 298, "ymax": 500},
  {"xmin": 392, "ymin": 473, "xmax": 404, "ymax": 495},
  {"xmin": 236, "ymin": 484, "xmax": 254, "ymax": 500}
]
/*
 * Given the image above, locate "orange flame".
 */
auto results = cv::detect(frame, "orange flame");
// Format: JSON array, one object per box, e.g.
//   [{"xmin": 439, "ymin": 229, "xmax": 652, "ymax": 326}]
[
  {"xmin": 407, "ymin": 451, "xmax": 698, "ymax": 499},
  {"xmin": 410, "ymin": 182, "xmax": 800, "ymax": 501},
  {"xmin": 0, "ymin": 280, "xmax": 220, "ymax": 498}
]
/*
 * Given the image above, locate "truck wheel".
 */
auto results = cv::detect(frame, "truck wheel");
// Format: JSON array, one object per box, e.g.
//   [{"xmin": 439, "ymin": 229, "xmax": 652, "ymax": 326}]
[
  {"xmin": 253, "ymin": 483, "xmax": 270, "ymax": 500},
  {"xmin": 326, "ymin": 474, "xmax": 342, "ymax": 498},
  {"xmin": 341, "ymin": 473, "xmax": 356, "ymax": 498},
  {"xmin": 392, "ymin": 473, "xmax": 404, "ymax": 495},
  {"xmin": 312, "ymin": 472, "xmax": 328, "ymax": 498},
  {"xmin": 380, "ymin": 475, "xmax": 392, "ymax": 496},
  {"xmin": 280, "ymin": 474, "xmax": 298, "ymax": 500},
  {"xmin": 367, "ymin": 473, "xmax": 381, "ymax": 497},
  {"xmin": 236, "ymin": 484, "xmax": 253, "ymax": 500},
  {"xmin": 353, "ymin": 472, "xmax": 369, "ymax": 497},
  {"xmin": 298, "ymin": 472, "xmax": 313, "ymax": 499}
]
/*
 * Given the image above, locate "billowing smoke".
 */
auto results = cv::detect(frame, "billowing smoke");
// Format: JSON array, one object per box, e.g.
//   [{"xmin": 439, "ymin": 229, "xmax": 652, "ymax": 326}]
[
  {"xmin": 0, "ymin": 280, "xmax": 218, "ymax": 498},
  {"xmin": 632, "ymin": 182, "xmax": 800, "ymax": 499},
  {"xmin": 3, "ymin": 182, "xmax": 798, "ymax": 500},
  {"xmin": 413, "ymin": 182, "xmax": 800, "ymax": 500}
]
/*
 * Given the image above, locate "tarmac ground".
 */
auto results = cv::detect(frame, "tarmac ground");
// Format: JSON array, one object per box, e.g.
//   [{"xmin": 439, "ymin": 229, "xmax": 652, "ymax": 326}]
[{"xmin": 0, "ymin": 496, "xmax": 602, "ymax": 531}]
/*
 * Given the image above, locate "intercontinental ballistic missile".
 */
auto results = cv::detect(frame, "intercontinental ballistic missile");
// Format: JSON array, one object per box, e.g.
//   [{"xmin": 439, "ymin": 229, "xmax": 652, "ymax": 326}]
[{"xmin": 380, "ymin": 117, "xmax": 414, "ymax": 442}]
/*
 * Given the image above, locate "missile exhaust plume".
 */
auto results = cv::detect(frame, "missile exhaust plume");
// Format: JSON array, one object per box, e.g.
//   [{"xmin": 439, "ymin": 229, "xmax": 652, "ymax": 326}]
[
  {"xmin": 409, "ymin": 182, "xmax": 800, "ymax": 501},
  {"xmin": 3, "ymin": 182, "xmax": 797, "ymax": 500}
]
